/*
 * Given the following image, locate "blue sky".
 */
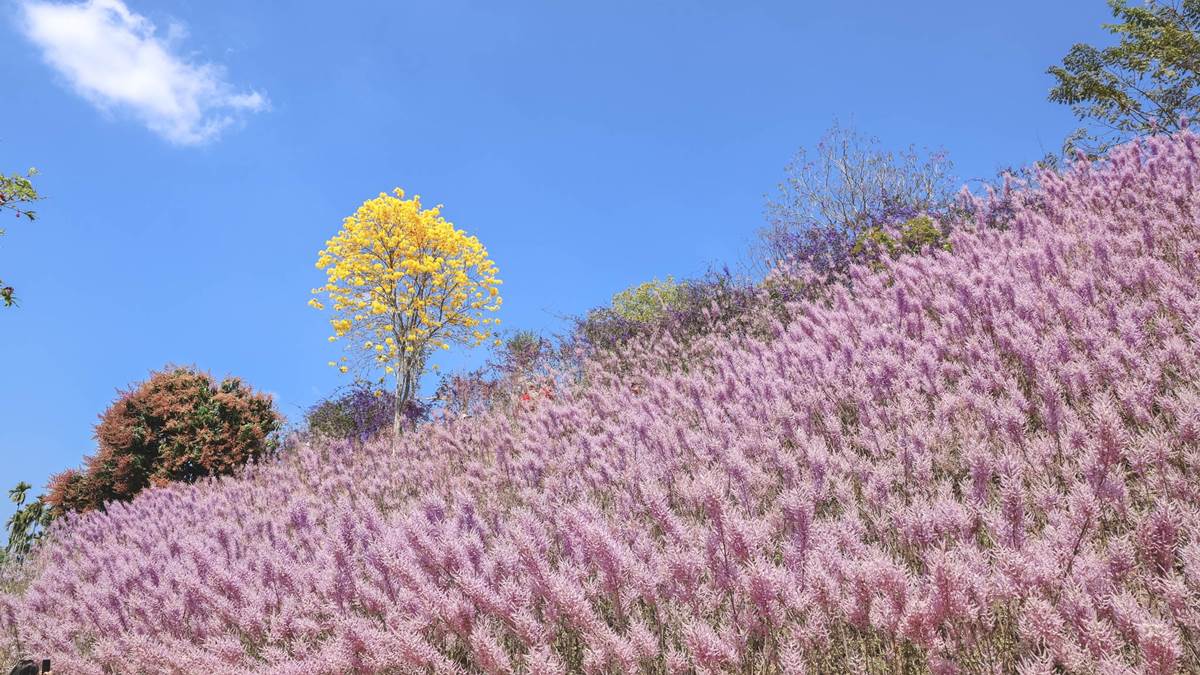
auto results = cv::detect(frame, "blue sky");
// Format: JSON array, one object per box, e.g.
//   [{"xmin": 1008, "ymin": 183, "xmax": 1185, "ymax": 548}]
[{"xmin": 1, "ymin": 0, "xmax": 1106, "ymax": 523}]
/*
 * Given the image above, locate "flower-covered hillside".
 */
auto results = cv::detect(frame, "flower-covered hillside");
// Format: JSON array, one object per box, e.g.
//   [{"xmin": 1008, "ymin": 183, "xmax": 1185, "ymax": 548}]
[{"xmin": 4, "ymin": 132, "xmax": 1200, "ymax": 673}]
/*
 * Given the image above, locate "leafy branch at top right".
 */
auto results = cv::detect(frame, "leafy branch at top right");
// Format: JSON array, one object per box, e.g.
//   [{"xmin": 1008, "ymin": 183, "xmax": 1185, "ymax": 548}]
[{"xmin": 1048, "ymin": 0, "xmax": 1200, "ymax": 155}]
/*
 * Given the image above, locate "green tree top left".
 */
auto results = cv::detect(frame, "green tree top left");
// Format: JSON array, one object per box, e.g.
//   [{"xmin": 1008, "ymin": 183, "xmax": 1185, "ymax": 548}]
[{"xmin": 1, "ymin": 167, "xmax": 41, "ymax": 307}]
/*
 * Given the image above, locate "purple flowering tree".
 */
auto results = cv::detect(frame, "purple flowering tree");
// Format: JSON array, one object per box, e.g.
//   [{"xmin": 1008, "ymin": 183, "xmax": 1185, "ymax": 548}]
[
  {"xmin": 304, "ymin": 383, "xmax": 417, "ymax": 445},
  {"xmin": 763, "ymin": 122, "xmax": 958, "ymax": 279}
]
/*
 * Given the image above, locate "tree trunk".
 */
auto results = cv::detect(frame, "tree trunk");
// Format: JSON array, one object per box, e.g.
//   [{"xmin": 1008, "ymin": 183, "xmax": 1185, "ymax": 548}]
[
  {"xmin": 393, "ymin": 366, "xmax": 403, "ymax": 447},
  {"xmin": 391, "ymin": 351, "xmax": 427, "ymax": 451}
]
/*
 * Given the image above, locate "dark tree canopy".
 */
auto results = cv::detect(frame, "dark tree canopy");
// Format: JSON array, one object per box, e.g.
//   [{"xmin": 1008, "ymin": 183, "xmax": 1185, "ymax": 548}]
[{"xmin": 46, "ymin": 366, "xmax": 282, "ymax": 515}]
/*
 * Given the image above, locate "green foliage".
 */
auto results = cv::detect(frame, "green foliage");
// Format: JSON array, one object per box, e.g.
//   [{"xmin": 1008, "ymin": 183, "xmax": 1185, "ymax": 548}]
[
  {"xmin": 574, "ymin": 270, "xmax": 764, "ymax": 374},
  {"xmin": 578, "ymin": 275, "xmax": 712, "ymax": 354},
  {"xmin": 850, "ymin": 214, "xmax": 953, "ymax": 268},
  {"xmin": 3, "ymin": 483, "xmax": 52, "ymax": 565},
  {"xmin": 577, "ymin": 277, "xmax": 685, "ymax": 353},
  {"xmin": 1048, "ymin": 0, "xmax": 1200, "ymax": 153},
  {"xmin": 503, "ymin": 330, "xmax": 541, "ymax": 356},
  {"xmin": 500, "ymin": 330, "xmax": 550, "ymax": 374},
  {"xmin": 0, "ymin": 169, "xmax": 39, "ymax": 221},
  {"xmin": 609, "ymin": 276, "xmax": 686, "ymax": 323},
  {"xmin": 0, "ymin": 167, "xmax": 41, "ymax": 307},
  {"xmin": 46, "ymin": 367, "xmax": 283, "ymax": 515}
]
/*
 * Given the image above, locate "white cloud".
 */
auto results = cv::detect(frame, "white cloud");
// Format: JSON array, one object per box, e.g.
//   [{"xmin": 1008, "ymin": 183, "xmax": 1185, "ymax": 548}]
[{"xmin": 19, "ymin": 0, "xmax": 267, "ymax": 145}]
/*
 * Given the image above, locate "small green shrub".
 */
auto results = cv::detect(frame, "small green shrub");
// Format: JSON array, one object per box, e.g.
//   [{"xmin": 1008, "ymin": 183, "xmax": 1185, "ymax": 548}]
[
  {"xmin": 610, "ymin": 276, "xmax": 687, "ymax": 323},
  {"xmin": 850, "ymin": 214, "xmax": 952, "ymax": 268}
]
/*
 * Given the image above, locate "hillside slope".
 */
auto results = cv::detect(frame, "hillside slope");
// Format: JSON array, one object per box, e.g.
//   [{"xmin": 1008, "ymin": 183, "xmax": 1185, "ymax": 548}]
[{"xmin": 5, "ymin": 133, "xmax": 1200, "ymax": 673}]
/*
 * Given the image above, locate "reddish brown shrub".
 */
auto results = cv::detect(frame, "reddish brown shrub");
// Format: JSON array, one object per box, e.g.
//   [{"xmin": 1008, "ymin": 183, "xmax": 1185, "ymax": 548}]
[{"xmin": 47, "ymin": 366, "xmax": 282, "ymax": 515}]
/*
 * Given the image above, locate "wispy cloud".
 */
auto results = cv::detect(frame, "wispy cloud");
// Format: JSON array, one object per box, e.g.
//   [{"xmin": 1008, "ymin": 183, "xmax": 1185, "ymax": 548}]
[{"xmin": 19, "ymin": 0, "xmax": 267, "ymax": 145}]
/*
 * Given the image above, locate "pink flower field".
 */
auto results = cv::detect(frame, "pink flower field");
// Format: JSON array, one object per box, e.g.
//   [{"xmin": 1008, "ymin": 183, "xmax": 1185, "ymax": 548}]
[{"xmin": 4, "ymin": 133, "xmax": 1200, "ymax": 673}]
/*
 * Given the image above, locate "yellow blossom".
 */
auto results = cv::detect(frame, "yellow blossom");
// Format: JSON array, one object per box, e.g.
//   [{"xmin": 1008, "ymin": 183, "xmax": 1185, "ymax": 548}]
[{"xmin": 309, "ymin": 187, "xmax": 502, "ymax": 412}]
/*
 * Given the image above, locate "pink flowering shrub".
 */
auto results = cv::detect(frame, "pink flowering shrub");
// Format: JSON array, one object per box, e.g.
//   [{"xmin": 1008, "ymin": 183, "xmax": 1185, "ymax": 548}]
[{"xmin": 5, "ymin": 132, "xmax": 1200, "ymax": 673}]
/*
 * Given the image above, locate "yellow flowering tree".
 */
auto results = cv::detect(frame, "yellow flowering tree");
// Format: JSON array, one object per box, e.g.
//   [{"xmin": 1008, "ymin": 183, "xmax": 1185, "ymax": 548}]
[{"xmin": 310, "ymin": 189, "xmax": 502, "ymax": 437}]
